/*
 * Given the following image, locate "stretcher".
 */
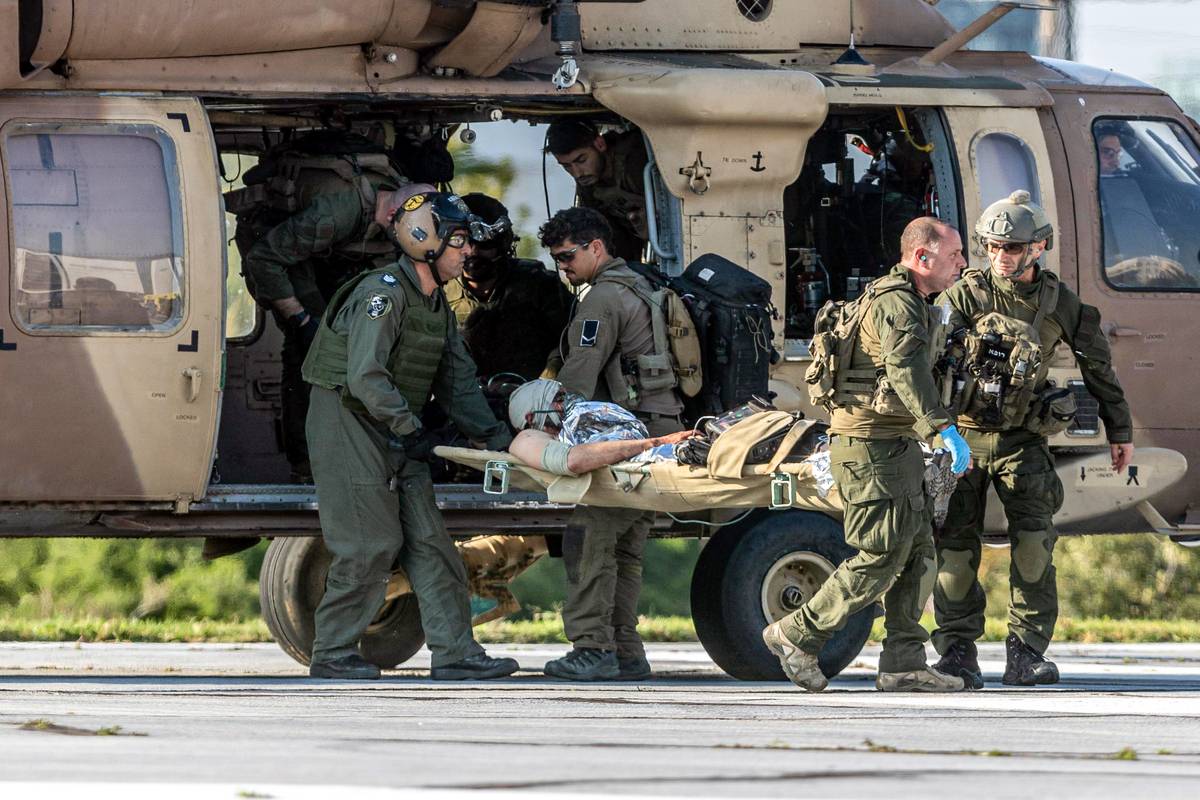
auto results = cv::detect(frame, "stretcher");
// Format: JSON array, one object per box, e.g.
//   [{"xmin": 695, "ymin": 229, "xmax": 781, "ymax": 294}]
[{"xmin": 432, "ymin": 446, "xmax": 844, "ymax": 516}]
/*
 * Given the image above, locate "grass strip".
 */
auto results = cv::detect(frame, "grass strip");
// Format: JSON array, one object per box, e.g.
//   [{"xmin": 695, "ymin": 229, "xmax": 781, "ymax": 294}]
[
  {"xmin": 0, "ymin": 617, "xmax": 272, "ymax": 643},
  {"xmin": 2, "ymin": 613, "xmax": 1199, "ymax": 645}
]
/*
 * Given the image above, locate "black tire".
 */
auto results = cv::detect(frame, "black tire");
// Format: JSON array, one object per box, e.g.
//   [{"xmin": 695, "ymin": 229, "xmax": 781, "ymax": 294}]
[
  {"xmin": 690, "ymin": 510, "xmax": 873, "ymax": 681},
  {"xmin": 259, "ymin": 536, "xmax": 425, "ymax": 669}
]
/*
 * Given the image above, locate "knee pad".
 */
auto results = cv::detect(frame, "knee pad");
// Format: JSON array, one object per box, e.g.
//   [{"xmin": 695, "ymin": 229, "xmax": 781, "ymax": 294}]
[
  {"xmin": 1012, "ymin": 529, "xmax": 1055, "ymax": 583},
  {"xmin": 937, "ymin": 548, "xmax": 976, "ymax": 602}
]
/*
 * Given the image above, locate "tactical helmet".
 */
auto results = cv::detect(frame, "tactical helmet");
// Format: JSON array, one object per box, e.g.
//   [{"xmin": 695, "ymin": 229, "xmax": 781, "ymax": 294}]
[
  {"xmin": 462, "ymin": 193, "xmax": 515, "ymax": 255},
  {"xmin": 507, "ymin": 378, "xmax": 564, "ymax": 432},
  {"xmin": 974, "ymin": 190, "xmax": 1054, "ymax": 250},
  {"xmin": 390, "ymin": 191, "xmax": 479, "ymax": 264}
]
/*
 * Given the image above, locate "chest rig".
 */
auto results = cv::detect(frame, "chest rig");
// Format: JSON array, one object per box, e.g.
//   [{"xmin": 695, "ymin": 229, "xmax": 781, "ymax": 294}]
[{"xmin": 951, "ymin": 269, "xmax": 1063, "ymax": 431}]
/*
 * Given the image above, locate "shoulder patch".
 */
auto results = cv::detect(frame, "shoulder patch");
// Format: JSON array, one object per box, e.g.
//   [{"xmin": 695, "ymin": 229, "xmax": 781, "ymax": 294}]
[
  {"xmin": 579, "ymin": 319, "xmax": 600, "ymax": 347},
  {"xmin": 366, "ymin": 295, "xmax": 393, "ymax": 320},
  {"xmin": 381, "ymin": 273, "xmax": 397, "ymax": 285}
]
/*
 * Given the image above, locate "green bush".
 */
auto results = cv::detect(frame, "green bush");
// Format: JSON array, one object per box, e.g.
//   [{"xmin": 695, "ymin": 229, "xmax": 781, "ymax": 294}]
[{"xmin": 0, "ymin": 538, "xmax": 265, "ymax": 621}]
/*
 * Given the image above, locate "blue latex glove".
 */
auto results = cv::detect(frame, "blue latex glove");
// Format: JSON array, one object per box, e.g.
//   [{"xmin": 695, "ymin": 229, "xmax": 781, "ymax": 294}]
[{"xmin": 941, "ymin": 425, "xmax": 971, "ymax": 474}]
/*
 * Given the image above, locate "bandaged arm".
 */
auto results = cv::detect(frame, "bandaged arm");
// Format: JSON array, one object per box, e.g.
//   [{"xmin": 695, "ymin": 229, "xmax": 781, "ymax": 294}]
[{"xmin": 508, "ymin": 429, "xmax": 667, "ymax": 476}]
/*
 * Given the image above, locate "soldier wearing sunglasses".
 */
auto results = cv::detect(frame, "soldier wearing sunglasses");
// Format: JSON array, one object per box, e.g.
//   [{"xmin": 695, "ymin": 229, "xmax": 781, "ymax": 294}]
[
  {"xmin": 534, "ymin": 207, "xmax": 684, "ymax": 681},
  {"xmin": 931, "ymin": 190, "xmax": 1134, "ymax": 689}
]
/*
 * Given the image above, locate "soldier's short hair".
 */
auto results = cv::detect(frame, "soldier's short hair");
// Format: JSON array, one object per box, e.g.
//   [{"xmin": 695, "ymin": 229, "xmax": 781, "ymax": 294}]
[
  {"xmin": 546, "ymin": 121, "xmax": 600, "ymax": 156},
  {"xmin": 900, "ymin": 216, "xmax": 953, "ymax": 260},
  {"xmin": 539, "ymin": 206, "xmax": 613, "ymax": 254}
]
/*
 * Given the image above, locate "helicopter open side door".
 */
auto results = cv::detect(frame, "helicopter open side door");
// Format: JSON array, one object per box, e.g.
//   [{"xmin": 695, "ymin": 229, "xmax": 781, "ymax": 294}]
[{"xmin": 0, "ymin": 96, "xmax": 225, "ymax": 504}]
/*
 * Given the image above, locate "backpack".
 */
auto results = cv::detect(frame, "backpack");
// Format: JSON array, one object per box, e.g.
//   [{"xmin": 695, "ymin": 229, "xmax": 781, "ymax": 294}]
[
  {"xmin": 805, "ymin": 274, "xmax": 912, "ymax": 413},
  {"xmin": 668, "ymin": 254, "xmax": 777, "ymax": 417},
  {"xmin": 224, "ymin": 131, "xmax": 406, "ymax": 296},
  {"xmin": 621, "ymin": 263, "xmax": 705, "ymax": 398}
]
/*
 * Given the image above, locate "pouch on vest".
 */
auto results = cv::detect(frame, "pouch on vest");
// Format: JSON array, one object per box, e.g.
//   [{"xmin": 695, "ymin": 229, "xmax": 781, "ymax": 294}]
[
  {"xmin": 957, "ymin": 312, "xmax": 1044, "ymax": 429},
  {"xmin": 1023, "ymin": 383, "xmax": 1077, "ymax": 437},
  {"xmin": 622, "ymin": 264, "xmax": 705, "ymax": 399}
]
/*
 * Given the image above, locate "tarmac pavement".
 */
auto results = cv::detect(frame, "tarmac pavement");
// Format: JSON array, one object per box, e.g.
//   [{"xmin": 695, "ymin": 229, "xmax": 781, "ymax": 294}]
[{"xmin": 2, "ymin": 641, "xmax": 1200, "ymax": 798}]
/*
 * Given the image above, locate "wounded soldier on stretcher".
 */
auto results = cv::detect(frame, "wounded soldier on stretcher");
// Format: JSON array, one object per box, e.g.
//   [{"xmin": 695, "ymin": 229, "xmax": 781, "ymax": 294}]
[
  {"xmin": 498, "ymin": 378, "xmax": 956, "ymax": 524},
  {"xmin": 505, "ymin": 378, "xmax": 694, "ymax": 476}
]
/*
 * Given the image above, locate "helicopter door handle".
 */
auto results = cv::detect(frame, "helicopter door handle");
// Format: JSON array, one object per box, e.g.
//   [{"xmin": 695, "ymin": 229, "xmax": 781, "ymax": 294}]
[
  {"xmin": 182, "ymin": 367, "xmax": 203, "ymax": 403},
  {"xmin": 1103, "ymin": 323, "xmax": 1143, "ymax": 339}
]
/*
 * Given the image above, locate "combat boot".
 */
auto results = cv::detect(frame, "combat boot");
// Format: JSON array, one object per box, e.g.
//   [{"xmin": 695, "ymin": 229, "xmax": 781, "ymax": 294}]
[
  {"xmin": 544, "ymin": 648, "xmax": 620, "ymax": 681},
  {"xmin": 1002, "ymin": 634, "xmax": 1060, "ymax": 686},
  {"xmin": 933, "ymin": 639, "xmax": 985, "ymax": 690},
  {"xmin": 432, "ymin": 652, "xmax": 520, "ymax": 680},
  {"xmin": 617, "ymin": 653, "xmax": 653, "ymax": 681},
  {"xmin": 309, "ymin": 653, "xmax": 381, "ymax": 680},
  {"xmin": 876, "ymin": 665, "xmax": 965, "ymax": 692},
  {"xmin": 762, "ymin": 620, "xmax": 827, "ymax": 692}
]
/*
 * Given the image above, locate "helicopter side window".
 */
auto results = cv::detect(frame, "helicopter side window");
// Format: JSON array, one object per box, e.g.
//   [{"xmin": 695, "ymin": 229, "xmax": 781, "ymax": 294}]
[
  {"xmin": 1095, "ymin": 118, "xmax": 1200, "ymax": 291},
  {"xmin": 5, "ymin": 126, "xmax": 185, "ymax": 333},
  {"xmin": 974, "ymin": 132, "xmax": 1041, "ymax": 211}
]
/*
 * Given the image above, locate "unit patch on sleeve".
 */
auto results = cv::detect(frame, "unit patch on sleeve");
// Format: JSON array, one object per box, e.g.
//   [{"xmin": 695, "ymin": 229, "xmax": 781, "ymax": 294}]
[
  {"xmin": 579, "ymin": 319, "xmax": 600, "ymax": 347},
  {"xmin": 366, "ymin": 295, "xmax": 392, "ymax": 320}
]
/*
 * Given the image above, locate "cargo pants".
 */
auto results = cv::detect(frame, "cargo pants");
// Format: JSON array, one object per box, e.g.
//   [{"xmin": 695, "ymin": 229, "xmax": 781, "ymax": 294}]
[
  {"xmin": 307, "ymin": 386, "xmax": 483, "ymax": 667},
  {"xmin": 561, "ymin": 416, "xmax": 680, "ymax": 659},
  {"xmin": 781, "ymin": 434, "xmax": 937, "ymax": 673},
  {"xmin": 932, "ymin": 428, "xmax": 1064, "ymax": 654}
]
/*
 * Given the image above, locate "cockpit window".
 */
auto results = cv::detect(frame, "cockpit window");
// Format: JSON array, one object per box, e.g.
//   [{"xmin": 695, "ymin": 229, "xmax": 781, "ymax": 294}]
[
  {"xmin": 1095, "ymin": 118, "xmax": 1200, "ymax": 291},
  {"xmin": 4, "ymin": 125, "xmax": 185, "ymax": 332}
]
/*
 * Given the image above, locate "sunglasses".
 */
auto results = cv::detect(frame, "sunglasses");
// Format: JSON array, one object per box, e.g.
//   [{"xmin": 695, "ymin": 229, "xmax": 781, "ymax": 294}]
[
  {"xmin": 551, "ymin": 241, "xmax": 594, "ymax": 264},
  {"xmin": 985, "ymin": 240, "xmax": 1028, "ymax": 255},
  {"xmin": 444, "ymin": 232, "xmax": 469, "ymax": 249}
]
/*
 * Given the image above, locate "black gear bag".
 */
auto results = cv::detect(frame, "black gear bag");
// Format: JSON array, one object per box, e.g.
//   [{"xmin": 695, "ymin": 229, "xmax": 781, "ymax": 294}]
[{"xmin": 669, "ymin": 254, "xmax": 777, "ymax": 418}]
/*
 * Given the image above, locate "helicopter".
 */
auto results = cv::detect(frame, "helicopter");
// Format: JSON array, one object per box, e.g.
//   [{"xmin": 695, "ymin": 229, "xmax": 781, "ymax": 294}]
[{"xmin": 0, "ymin": 0, "xmax": 1195, "ymax": 680}]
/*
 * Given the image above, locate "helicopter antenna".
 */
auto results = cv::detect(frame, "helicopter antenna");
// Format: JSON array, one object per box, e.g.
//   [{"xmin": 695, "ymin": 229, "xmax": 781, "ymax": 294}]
[{"xmin": 834, "ymin": 0, "xmax": 871, "ymax": 66}]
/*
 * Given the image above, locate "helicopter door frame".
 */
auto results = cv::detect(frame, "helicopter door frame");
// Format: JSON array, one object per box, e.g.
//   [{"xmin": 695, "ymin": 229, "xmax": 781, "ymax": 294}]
[{"xmin": 0, "ymin": 95, "xmax": 225, "ymax": 504}]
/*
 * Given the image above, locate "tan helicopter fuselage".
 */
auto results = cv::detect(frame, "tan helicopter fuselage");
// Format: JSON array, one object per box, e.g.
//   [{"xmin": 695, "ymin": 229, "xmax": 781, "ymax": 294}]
[{"xmin": 0, "ymin": 0, "xmax": 1195, "ymax": 544}]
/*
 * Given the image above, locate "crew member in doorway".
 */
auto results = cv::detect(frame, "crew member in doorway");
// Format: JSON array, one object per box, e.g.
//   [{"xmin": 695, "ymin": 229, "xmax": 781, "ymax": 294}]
[{"xmin": 546, "ymin": 121, "xmax": 650, "ymax": 262}]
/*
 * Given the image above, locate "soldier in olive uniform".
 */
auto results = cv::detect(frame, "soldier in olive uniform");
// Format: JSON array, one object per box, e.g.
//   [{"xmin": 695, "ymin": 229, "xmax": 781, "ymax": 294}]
[
  {"xmin": 243, "ymin": 172, "xmax": 427, "ymax": 481},
  {"xmin": 536, "ymin": 207, "xmax": 683, "ymax": 681},
  {"xmin": 301, "ymin": 191, "xmax": 518, "ymax": 681},
  {"xmin": 763, "ymin": 217, "xmax": 971, "ymax": 693},
  {"xmin": 932, "ymin": 191, "xmax": 1134, "ymax": 688},
  {"xmin": 444, "ymin": 193, "xmax": 574, "ymax": 381},
  {"xmin": 547, "ymin": 121, "xmax": 649, "ymax": 262}
]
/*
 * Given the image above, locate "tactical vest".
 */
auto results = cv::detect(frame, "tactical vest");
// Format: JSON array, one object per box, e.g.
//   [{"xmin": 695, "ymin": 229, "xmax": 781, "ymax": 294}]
[
  {"xmin": 951, "ymin": 269, "xmax": 1063, "ymax": 431},
  {"xmin": 302, "ymin": 266, "xmax": 448, "ymax": 416},
  {"xmin": 593, "ymin": 268, "xmax": 701, "ymax": 405},
  {"xmin": 806, "ymin": 273, "xmax": 940, "ymax": 416}
]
